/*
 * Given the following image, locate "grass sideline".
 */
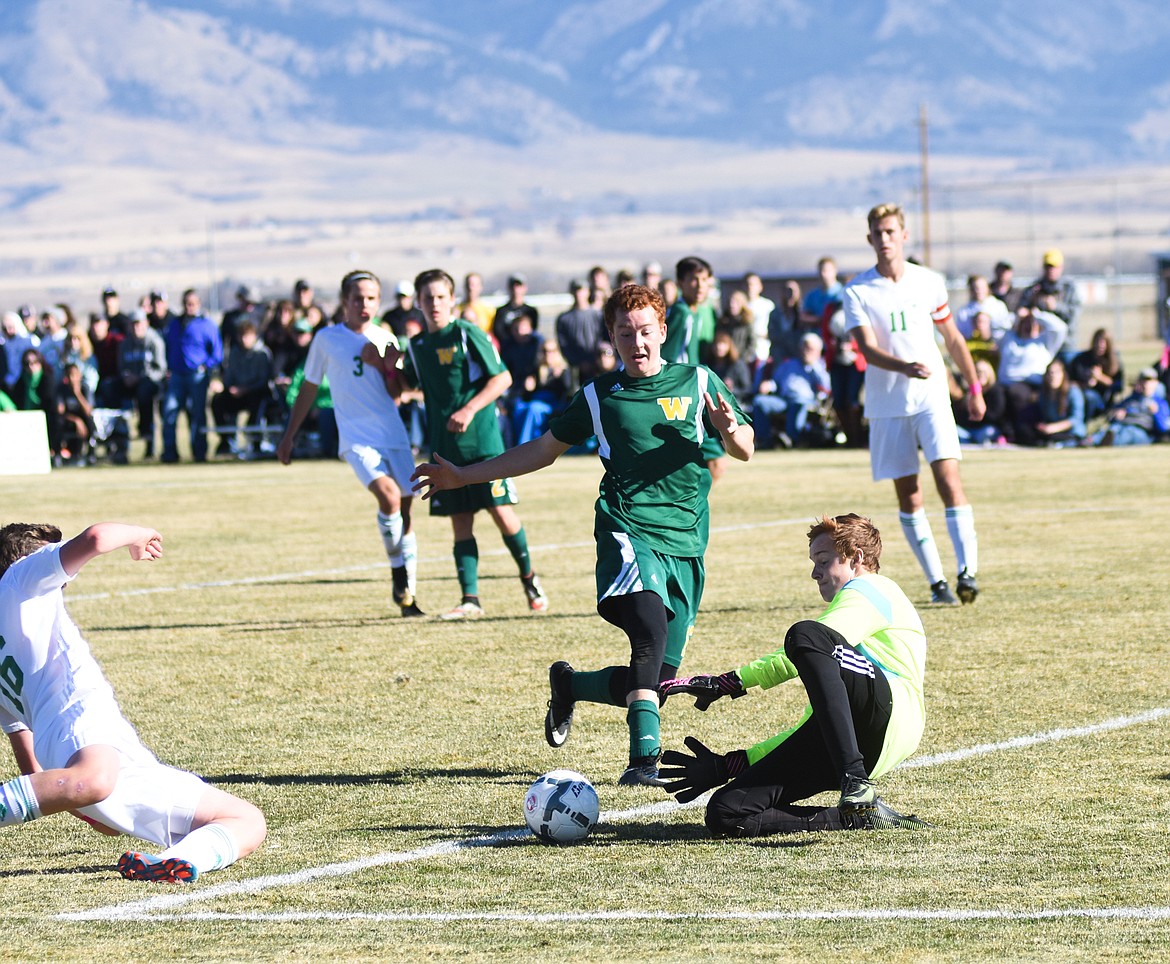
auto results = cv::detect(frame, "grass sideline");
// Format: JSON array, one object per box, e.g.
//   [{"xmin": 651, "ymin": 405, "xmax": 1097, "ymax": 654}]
[{"xmin": 1, "ymin": 444, "xmax": 1169, "ymax": 962}]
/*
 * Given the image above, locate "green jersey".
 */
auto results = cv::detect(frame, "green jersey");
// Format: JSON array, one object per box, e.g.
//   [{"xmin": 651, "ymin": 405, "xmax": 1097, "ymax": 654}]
[
  {"xmin": 663, "ymin": 300, "xmax": 717, "ymax": 365},
  {"xmin": 548, "ymin": 362, "xmax": 748, "ymax": 558},
  {"xmin": 737, "ymin": 572, "xmax": 927, "ymax": 777},
  {"xmin": 402, "ymin": 319, "xmax": 507, "ymax": 465}
]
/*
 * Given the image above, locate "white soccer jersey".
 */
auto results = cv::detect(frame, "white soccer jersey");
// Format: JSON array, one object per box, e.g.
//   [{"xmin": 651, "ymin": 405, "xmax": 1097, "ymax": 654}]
[
  {"xmin": 0, "ymin": 544, "xmax": 149, "ymax": 768},
  {"xmin": 843, "ymin": 263, "xmax": 953, "ymax": 419},
  {"xmin": 303, "ymin": 323, "xmax": 411, "ymax": 455}
]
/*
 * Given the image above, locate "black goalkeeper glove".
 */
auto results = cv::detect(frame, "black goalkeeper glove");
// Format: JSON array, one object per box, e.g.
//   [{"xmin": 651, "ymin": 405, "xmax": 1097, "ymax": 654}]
[
  {"xmin": 658, "ymin": 671, "xmax": 746, "ymax": 710},
  {"xmin": 659, "ymin": 736, "xmax": 749, "ymax": 804}
]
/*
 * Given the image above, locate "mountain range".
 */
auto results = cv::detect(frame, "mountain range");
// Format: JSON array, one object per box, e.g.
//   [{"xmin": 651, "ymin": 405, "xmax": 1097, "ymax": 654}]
[
  {"xmin": 1, "ymin": 0, "xmax": 1169, "ymax": 301},
  {"xmin": 5, "ymin": 0, "xmax": 1170, "ymax": 160}
]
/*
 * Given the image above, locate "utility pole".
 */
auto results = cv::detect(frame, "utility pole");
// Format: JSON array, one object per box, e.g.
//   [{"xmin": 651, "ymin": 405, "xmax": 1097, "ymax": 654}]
[{"xmin": 918, "ymin": 102, "xmax": 931, "ymax": 267}]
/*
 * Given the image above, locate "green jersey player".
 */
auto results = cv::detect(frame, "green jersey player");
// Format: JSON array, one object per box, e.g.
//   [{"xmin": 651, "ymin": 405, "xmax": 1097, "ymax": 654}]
[
  {"xmin": 412, "ymin": 284, "xmax": 754, "ymax": 786},
  {"xmin": 392, "ymin": 269, "xmax": 548, "ymax": 620},
  {"xmin": 658, "ymin": 513, "xmax": 930, "ymax": 835}
]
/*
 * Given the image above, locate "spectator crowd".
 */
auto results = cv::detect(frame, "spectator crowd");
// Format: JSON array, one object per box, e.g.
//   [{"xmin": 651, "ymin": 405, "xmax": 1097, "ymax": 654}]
[{"xmin": 2, "ymin": 249, "xmax": 1168, "ymax": 468}]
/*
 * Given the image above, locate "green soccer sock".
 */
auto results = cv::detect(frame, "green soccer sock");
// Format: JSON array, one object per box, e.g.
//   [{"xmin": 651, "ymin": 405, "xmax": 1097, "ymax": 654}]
[
  {"xmin": 570, "ymin": 666, "xmax": 625, "ymax": 706},
  {"xmin": 502, "ymin": 527, "xmax": 532, "ymax": 577},
  {"xmin": 453, "ymin": 538, "xmax": 479, "ymax": 598},
  {"xmin": 627, "ymin": 699, "xmax": 661, "ymax": 762}
]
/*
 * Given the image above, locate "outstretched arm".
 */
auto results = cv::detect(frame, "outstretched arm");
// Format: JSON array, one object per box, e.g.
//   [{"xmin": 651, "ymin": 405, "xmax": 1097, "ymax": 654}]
[
  {"xmin": 412, "ymin": 431, "xmax": 571, "ymax": 500},
  {"xmin": 59, "ymin": 524, "xmax": 163, "ymax": 578}
]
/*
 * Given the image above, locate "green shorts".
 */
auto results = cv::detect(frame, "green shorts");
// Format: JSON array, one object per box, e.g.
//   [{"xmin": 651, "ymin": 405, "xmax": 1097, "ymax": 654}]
[
  {"xmin": 429, "ymin": 475, "xmax": 518, "ymax": 516},
  {"xmin": 595, "ymin": 529, "xmax": 704, "ymax": 669}
]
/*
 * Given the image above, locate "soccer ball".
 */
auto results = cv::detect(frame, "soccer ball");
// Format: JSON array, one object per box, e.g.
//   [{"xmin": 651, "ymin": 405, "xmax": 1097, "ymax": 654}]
[{"xmin": 524, "ymin": 769, "xmax": 599, "ymax": 845}]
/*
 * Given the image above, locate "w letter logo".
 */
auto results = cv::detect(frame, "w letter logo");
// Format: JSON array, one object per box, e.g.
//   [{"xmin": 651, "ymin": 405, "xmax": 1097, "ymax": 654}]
[
  {"xmin": 656, "ymin": 397, "xmax": 692, "ymax": 420},
  {"xmin": 436, "ymin": 347, "xmax": 456, "ymax": 365}
]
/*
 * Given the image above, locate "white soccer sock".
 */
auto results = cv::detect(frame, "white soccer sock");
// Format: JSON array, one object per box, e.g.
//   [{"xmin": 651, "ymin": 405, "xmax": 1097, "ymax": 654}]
[
  {"xmin": 900, "ymin": 510, "xmax": 945, "ymax": 585},
  {"xmin": 945, "ymin": 504, "xmax": 978, "ymax": 576},
  {"xmin": 158, "ymin": 823, "xmax": 240, "ymax": 874},
  {"xmin": 377, "ymin": 511, "xmax": 405, "ymax": 567},
  {"xmin": 0, "ymin": 775, "xmax": 41, "ymax": 827},
  {"xmin": 400, "ymin": 531, "xmax": 418, "ymax": 593}
]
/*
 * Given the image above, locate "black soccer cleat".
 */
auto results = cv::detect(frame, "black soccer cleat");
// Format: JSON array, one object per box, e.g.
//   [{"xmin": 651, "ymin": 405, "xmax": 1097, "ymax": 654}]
[
  {"xmin": 392, "ymin": 567, "xmax": 425, "ymax": 618},
  {"xmin": 544, "ymin": 660, "xmax": 575, "ymax": 748},
  {"xmin": 930, "ymin": 579, "xmax": 959, "ymax": 606},
  {"xmin": 618, "ymin": 752, "xmax": 668, "ymax": 788},
  {"xmin": 838, "ymin": 775, "xmax": 931, "ymax": 831},
  {"xmin": 956, "ymin": 569, "xmax": 978, "ymax": 605},
  {"xmin": 522, "ymin": 574, "xmax": 550, "ymax": 613}
]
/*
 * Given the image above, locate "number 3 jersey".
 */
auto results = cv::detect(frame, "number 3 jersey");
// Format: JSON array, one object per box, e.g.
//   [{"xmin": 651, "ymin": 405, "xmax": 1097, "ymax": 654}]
[
  {"xmin": 842, "ymin": 262, "xmax": 953, "ymax": 419},
  {"xmin": 0, "ymin": 545, "xmax": 145, "ymax": 767},
  {"xmin": 548, "ymin": 362, "xmax": 748, "ymax": 559},
  {"xmin": 303, "ymin": 322, "xmax": 410, "ymax": 455}
]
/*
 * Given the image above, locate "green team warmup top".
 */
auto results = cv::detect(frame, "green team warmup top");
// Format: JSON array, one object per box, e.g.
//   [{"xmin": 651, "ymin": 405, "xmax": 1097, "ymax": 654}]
[
  {"xmin": 402, "ymin": 319, "xmax": 508, "ymax": 464},
  {"xmin": 663, "ymin": 300, "xmax": 717, "ymax": 365},
  {"xmin": 547, "ymin": 362, "xmax": 748, "ymax": 558},
  {"xmin": 735, "ymin": 571, "xmax": 927, "ymax": 777}
]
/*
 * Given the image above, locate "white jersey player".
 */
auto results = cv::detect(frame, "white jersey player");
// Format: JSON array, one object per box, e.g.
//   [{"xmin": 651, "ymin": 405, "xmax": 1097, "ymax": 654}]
[
  {"xmin": 0, "ymin": 522, "xmax": 266, "ymax": 883},
  {"xmin": 843, "ymin": 203, "xmax": 985, "ymax": 606},
  {"xmin": 277, "ymin": 270, "xmax": 424, "ymax": 617}
]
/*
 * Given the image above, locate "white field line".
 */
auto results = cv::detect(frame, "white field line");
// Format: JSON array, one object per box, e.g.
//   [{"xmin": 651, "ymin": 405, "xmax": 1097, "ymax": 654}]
[
  {"xmin": 899, "ymin": 706, "xmax": 1170, "ymax": 768},
  {"xmin": 56, "ymin": 707, "xmax": 1170, "ymax": 924},
  {"xmin": 68, "ymin": 907, "xmax": 1170, "ymax": 924},
  {"xmin": 55, "ymin": 799, "xmax": 693, "ymax": 922}
]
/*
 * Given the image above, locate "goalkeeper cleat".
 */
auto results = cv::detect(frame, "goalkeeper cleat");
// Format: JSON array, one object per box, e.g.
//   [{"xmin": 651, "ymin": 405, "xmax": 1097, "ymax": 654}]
[
  {"xmin": 618, "ymin": 753, "xmax": 668, "ymax": 788},
  {"xmin": 956, "ymin": 569, "xmax": 979, "ymax": 605},
  {"xmin": 544, "ymin": 660, "xmax": 575, "ymax": 748},
  {"xmin": 522, "ymin": 574, "xmax": 550, "ymax": 613},
  {"xmin": 930, "ymin": 579, "xmax": 959, "ymax": 606},
  {"xmin": 117, "ymin": 851, "xmax": 198, "ymax": 884},
  {"xmin": 838, "ymin": 776, "xmax": 931, "ymax": 831},
  {"xmin": 439, "ymin": 600, "xmax": 485, "ymax": 621}
]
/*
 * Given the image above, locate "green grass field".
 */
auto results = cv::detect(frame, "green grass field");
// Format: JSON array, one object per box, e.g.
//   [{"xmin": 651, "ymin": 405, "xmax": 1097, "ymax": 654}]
[{"xmin": 2, "ymin": 444, "xmax": 1169, "ymax": 962}]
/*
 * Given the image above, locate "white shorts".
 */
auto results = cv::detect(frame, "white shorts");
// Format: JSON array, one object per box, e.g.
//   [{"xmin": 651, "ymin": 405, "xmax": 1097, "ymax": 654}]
[
  {"xmin": 868, "ymin": 407, "xmax": 962, "ymax": 481},
  {"xmin": 344, "ymin": 444, "xmax": 417, "ymax": 492},
  {"xmin": 78, "ymin": 755, "xmax": 208, "ymax": 849},
  {"xmin": 37, "ymin": 701, "xmax": 208, "ymax": 848}
]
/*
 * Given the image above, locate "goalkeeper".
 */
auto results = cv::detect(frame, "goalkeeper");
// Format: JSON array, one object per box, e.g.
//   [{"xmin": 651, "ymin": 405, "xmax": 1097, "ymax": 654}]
[{"xmin": 658, "ymin": 513, "xmax": 930, "ymax": 834}]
